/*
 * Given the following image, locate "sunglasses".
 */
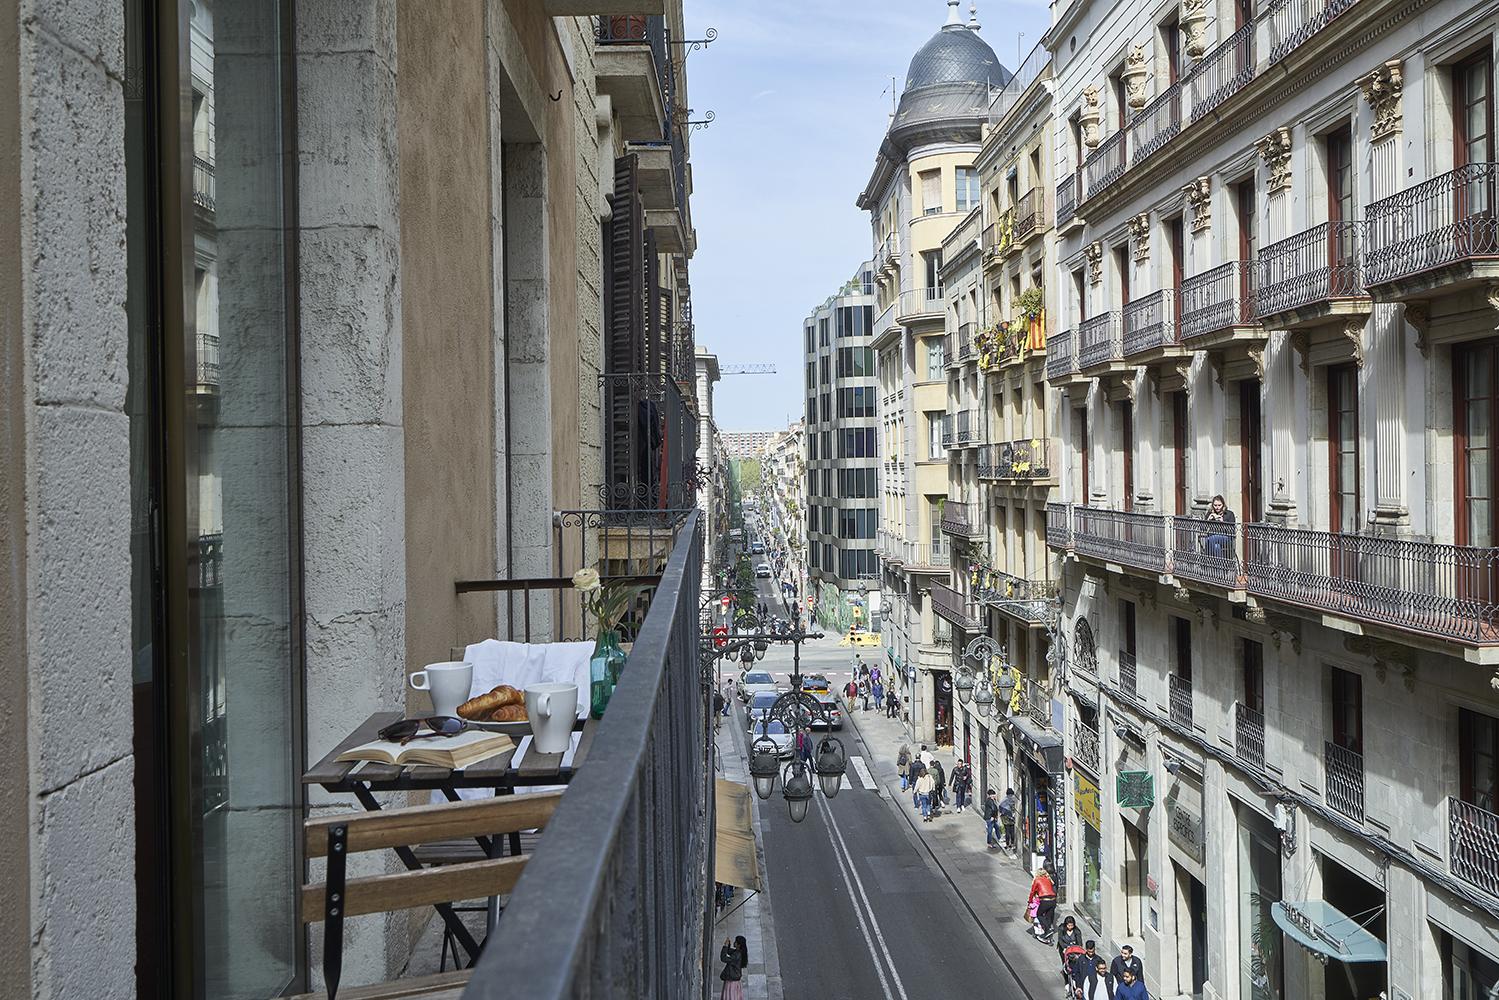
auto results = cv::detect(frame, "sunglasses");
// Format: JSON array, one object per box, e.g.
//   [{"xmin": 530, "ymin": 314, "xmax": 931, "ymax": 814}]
[{"xmin": 378, "ymin": 716, "xmax": 468, "ymax": 745}]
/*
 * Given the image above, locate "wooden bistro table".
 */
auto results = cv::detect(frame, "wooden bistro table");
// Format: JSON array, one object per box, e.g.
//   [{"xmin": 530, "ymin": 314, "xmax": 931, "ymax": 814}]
[{"xmin": 303, "ymin": 710, "xmax": 597, "ymax": 968}]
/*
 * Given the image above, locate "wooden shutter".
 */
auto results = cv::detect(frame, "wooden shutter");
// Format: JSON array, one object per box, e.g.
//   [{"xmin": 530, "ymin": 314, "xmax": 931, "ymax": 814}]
[{"xmin": 606, "ymin": 155, "xmax": 645, "ymax": 499}]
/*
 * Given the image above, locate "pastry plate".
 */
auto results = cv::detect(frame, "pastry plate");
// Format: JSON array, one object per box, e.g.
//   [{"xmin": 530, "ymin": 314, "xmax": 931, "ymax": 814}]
[{"xmin": 461, "ymin": 719, "xmax": 533, "ymax": 737}]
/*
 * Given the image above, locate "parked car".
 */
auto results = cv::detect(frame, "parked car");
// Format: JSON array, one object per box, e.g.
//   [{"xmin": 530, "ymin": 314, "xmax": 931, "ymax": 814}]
[
  {"xmin": 737, "ymin": 669, "xmax": 779, "ymax": 703},
  {"xmin": 746, "ymin": 691, "xmax": 779, "ymax": 730}
]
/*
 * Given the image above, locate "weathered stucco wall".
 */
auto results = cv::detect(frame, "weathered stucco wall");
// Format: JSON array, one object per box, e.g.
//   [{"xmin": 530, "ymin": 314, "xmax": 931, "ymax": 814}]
[{"xmin": 396, "ymin": 0, "xmax": 498, "ymax": 679}]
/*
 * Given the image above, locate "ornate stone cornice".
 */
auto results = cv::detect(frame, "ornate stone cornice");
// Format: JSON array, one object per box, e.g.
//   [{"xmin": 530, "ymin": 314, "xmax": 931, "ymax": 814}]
[
  {"xmin": 1183, "ymin": 176, "xmax": 1211, "ymax": 233},
  {"xmin": 1359, "ymin": 59, "xmax": 1404, "ymax": 142},
  {"xmin": 1257, "ymin": 128, "xmax": 1293, "ymax": 194}
]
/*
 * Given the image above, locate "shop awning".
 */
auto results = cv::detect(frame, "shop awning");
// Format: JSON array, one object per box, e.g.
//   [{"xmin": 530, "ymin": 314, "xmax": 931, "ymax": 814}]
[
  {"xmin": 1008, "ymin": 712, "xmax": 1064, "ymax": 773},
  {"xmin": 714, "ymin": 779, "xmax": 761, "ymax": 892},
  {"xmin": 1272, "ymin": 900, "xmax": 1387, "ymax": 964}
]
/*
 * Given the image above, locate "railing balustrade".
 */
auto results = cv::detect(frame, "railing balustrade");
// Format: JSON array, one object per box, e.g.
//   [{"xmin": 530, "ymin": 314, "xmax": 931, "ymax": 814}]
[
  {"xmin": 980, "ymin": 570, "xmax": 1059, "ymax": 623},
  {"xmin": 1073, "ymin": 506, "xmax": 1169, "ymax": 573},
  {"xmin": 1015, "ymin": 187, "xmax": 1045, "ymax": 241},
  {"xmin": 1365, "ymin": 162, "xmax": 1499, "ymax": 286},
  {"xmin": 1449, "ymin": 797, "xmax": 1499, "ymax": 898},
  {"xmin": 1046, "ymin": 501, "xmax": 1071, "ymax": 549},
  {"xmin": 1243, "ymin": 523, "xmax": 1499, "ymax": 644},
  {"xmin": 1073, "ymin": 720, "xmax": 1101, "ymax": 775},
  {"xmin": 1026, "ymin": 678, "xmax": 1053, "ymax": 731},
  {"xmin": 196, "ymin": 332, "xmax": 220, "ymax": 386},
  {"xmin": 1128, "ymin": 83, "xmax": 1182, "ymax": 166},
  {"xmin": 192, "ymin": 155, "xmax": 215, "ymax": 213},
  {"xmin": 1255, "ymin": 221, "xmax": 1367, "ymax": 319},
  {"xmin": 942, "ymin": 333, "xmax": 954, "ymax": 368},
  {"xmin": 993, "ymin": 437, "xmax": 1051, "ymax": 480},
  {"xmin": 1180, "ymin": 261, "xmax": 1256, "ymax": 342},
  {"xmin": 941, "ymin": 501, "xmax": 978, "ymax": 536},
  {"xmin": 941, "ymin": 414, "xmax": 954, "ymax": 448},
  {"xmin": 1168, "ymin": 673, "xmax": 1194, "ymax": 730},
  {"xmin": 1123, "ymin": 289, "xmax": 1179, "ymax": 356},
  {"xmin": 1046, "ymin": 329, "xmax": 1076, "ymax": 381},
  {"xmin": 1170, "ymin": 515, "xmax": 1242, "ymax": 589},
  {"xmin": 1084, "ymin": 131, "xmax": 1126, "ymax": 201},
  {"xmin": 1189, "ymin": 24, "xmax": 1255, "ymax": 122},
  {"xmin": 1057, "ymin": 171, "xmax": 1080, "ymax": 228},
  {"xmin": 955, "ymin": 409, "xmax": 979, "ymax": 446},
  {"xmin": 1268, "ymin": 0, "xmax": 1359, "ymax": 64},
  {"xmin": 1118, "ymin": 650, "xmax": 1138, "ymax": 701},
  {"xmin": 1077, "ymin": 312, "xmax": 1122, "ymax": 369},
  {"xmin": 931, "ymin": 581, "xmax": 983, "ymax": 632},
  {"xmin": 1323, "ymin": 740, "xmax": 1366, "ymax": 822},
  {"xmin": 1235, "ymin": 702, "xmax": 1266, "ymax": 771},
  {"xmin": 957, "ymin": 322, "xmax": 976, "ymax": 361}
]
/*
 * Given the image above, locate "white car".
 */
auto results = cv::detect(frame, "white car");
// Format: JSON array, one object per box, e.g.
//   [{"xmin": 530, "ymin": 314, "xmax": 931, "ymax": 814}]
[
  {"xmin": 755, "ymin": 563, "xmax": 772, "ymax": 578},
  {"xmin": 751, "ymin": 719, "xmax": 794, "ymax": 758},
  {"xmin": 738, "ymin": 670, "xmax": 779, "ymax": 703},
  {"xmin": 746, "ymin": 691, "xmax": 780, "ymax": 730}
]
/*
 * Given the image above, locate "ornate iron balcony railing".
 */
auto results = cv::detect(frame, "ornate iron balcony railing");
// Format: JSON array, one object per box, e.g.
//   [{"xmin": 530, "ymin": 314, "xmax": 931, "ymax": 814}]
[
  {"xmin": 1323, "ymin": 740, "xmax": 1366, "ymax": 822},
  {"xmin": 1180, "ymin": 260, "xmax": 1256, "ymax": 342},
  {"xmin": 1170, "ymin": 515, "xmax": 1242, "ymax": 589},
  {"xmin": 1267, "ymin": 0, "xmax": 1359, "ymax": 64},
  {"xmin": 1046, "ymin": 329, "xmax": 1076, "ymax": 382},
  {"xmin": 931, "ymin": 581, "xmax": 983, "ymax": 632},
  {"xmin": 1118, "ymin": 650, "xmax": 1138, "ymax": 701},
  {"xmin": 1083, "ymin": 131, "xmax": 1126, "ymax": 202},
  {"xmin": 1365, "ymin": 162, "xmax": 1499, "ymax": 286},
  {"xmin": 1189, "ymin": 24, "xmax": 1255, "ymax": 122},
  {"xmin": 1128, "ymin": 83, "xmax": 1182, "ymax": 166},
  {"xmin": 1235, "ymin": 702, "xmax": 1266, "ymax": 772},
  {"xmin": 1123, "ymin": 289, "xmax": 1179, "ymax": 357},
  {"xmin": 1255, "ymin": 221, "xmax": 1367, "ymax": 319},
  {"xmin": 1449, "ymin": 796, "xmax": 1499, "ymax": 899},
  {"xmin": 1077, "ymin": 312, "xmax": 1122, "ymax": 370},
  {"xmin": 1168, "ymin": 672, "xmax": 1194, "ymax": 731},
  {"xmin": 1073, "ymin": 506, "xmax": 1169, "ymax": 573},
  {"xmin": 1073, "ymin": 720, "xmax": 1101, "ymax": 776},
  {"xmin": 1045, "ymin": 501, "xmax": 1071, "ymax": 549},
  {"xmin": 1056, "ymin": 171, "xmax": 1080, "ymax": 228}
]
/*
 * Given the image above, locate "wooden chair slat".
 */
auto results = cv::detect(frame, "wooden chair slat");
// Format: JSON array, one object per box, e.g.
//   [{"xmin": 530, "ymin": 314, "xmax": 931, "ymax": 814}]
[
  {"xmin": 304, "ymin": 790, "xmax": 562, "ymax": 857},
  {"xmin": 302, "ymin": 856, "xmax": 528, "ymax": 920}
]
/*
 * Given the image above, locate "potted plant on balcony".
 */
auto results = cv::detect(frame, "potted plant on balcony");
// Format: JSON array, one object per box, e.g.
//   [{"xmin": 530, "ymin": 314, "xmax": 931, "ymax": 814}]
[
  {"xmin": 572, "ymin": 567, "xmax": 645, "ymax": 718},
  {"xmin": 1016, "ymin": 287, "xmax": 1046, "ymax": 351}
]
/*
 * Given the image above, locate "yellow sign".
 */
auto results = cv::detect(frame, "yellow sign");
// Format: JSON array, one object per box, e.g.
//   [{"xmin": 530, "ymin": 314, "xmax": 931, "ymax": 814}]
[{"xmin": 1074, "ymin": 772, "xmax": 1102, "ymax": 831}]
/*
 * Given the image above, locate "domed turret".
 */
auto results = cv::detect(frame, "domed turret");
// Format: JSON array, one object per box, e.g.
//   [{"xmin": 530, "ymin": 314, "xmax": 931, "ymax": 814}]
[{"xmin": 890, "ymin": 1, "xmax": 1010, "ymax": 151}]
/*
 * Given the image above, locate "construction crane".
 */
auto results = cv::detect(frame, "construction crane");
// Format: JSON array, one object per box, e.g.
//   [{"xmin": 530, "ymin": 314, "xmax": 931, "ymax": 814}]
[{"xmin": 720, "ymin": 364, "xmax": 776, "ymax": 375}]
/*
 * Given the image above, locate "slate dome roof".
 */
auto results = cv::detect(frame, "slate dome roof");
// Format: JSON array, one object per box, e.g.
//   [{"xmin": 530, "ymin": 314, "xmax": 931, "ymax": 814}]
[
  {"xmin": 903, "ymin": 20, "xmax": 1005, "ymax": 94},
  {"xmin": 889, "ymin": 3, "xmax": 1010, "ymax": 151}
]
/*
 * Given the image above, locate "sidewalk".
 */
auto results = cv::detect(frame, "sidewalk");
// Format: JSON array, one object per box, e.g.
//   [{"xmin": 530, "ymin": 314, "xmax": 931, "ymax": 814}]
[
  {"xmin": 843, "ymin": 701, "xmax": 1074, "ymax": 998},
  {"xmin": 712, "ymin": 711, "xmax": 784, "ymax": 1000}
]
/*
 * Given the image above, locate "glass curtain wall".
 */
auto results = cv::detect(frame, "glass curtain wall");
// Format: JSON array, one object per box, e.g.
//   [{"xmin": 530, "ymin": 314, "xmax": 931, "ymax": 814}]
[{"xmin": 127, "ymin": 0, "xmax": 302, "ymax": 995}]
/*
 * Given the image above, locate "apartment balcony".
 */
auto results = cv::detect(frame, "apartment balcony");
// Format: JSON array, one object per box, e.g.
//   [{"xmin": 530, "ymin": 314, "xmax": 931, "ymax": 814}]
[
  {"xmin": 192, "ymin": 155, "xmax": 215, "ymax": 215},
  {"xmin": 1365, "ymin": 163, "xmax": 1499, "ymax": 300},
  {"xmin": 1128, "ymin": 83, "xmax": 1181, "ymax": 167},
  {"xmin": 1169, "ymin": 515, "xmax": 1244, "ymax": 590},
  {"xmin": 1045, "ymin": 329, "xmax": 1078, "ymax": 384},
  {"xmin": 906, "ymin": 542, "xmax": 951, "ymax": 572},
  {"xmin": 1255, "ymin": 221, "xmax": 1370, "ymax": 331},
  {"xmin": 1083, "ymin": 131, "xmax": 1126, "ymax": 202},
  {"xmin": 1180, "ymin": 261, "xmax": 1262, "ymax": 348},
  {"xmin": 1189, "ymin": 23, "xmax": 1255, "ymax": 123},
  {"xmin": 931, "ymin": 580, "xmax": 984, "ymax": 632},
  {"xmin": 940, "ymin": 414, "xmax": 955, "ymax": 449},
  {"xmin": 895, "ymin": 286, "xmax": 944, "ymax": 325},
  {"xmin": 875, "ymin": 233, "xmax": 901, "ymax": 278},
  {"xmin": 1167, "ymin": 672, "xmax": 1194, "ymax": 731},
  {"xmin": 1118, "ymin": 650, "xmax": 1138, "ymax": 701},
  {"xmin": 195, "ymin": 332, "xmax": 220, "ymax": 389},
  {"xmin": 1323, "ymin": 740, "xmax": 1366, "ymax": 823},
  {"xmin": 1077, "ymin": 312, "xmax": 1124, "ymax": 373},
  {"xmin": 1073, "ymin": 506, "xmax": 1169, "ymax": 574},
  {"xmin": 1014, "ymin": 187, "xmax": 1046, "ymax": 245},
  {"xmin": 1045, "ymin": 501, "xmax": 1071, "ymax": 549},
  {"xmin": 602, "ymin": 372, "xmax": 700, "ymax": 510},
  {"xmin": 941, "ymin": 500, "xmax": 981, "ymax": 539},
  {"xmin": 1024, "ymin": 677, "xmax": 1055, "ymax": 731},
  {"xmin": 1072, "ymin": 719, "xmax": 1101, "ymax": 776},
  {"xmin": 979, "ymin": 569, "xmax": 1059, "ymax": 626},
  {"xmin": 955, "ymin": 409, "xmax": 979, "ymax": 447},
  {"xmin": 1122, "ymin": 289, "xmax": 1182, "ymax": 361},
  {"xmin": 1449, "ymin": 797, "xmax": 1499, "ymax": 899},
  {"xmin": 1267, "ymin": 0, "xmax": 1360, "ymax": 65},
  {"xmin": 1056, "ymin": 171, "xmax": 1081, "ymax": 232},
  {"xmin": 956, "ymin": 322, "xmax": 976, "ymax": 364},
  {"xmin": 980, "ymin": 437, "xmax": 1052, "ymax": 483},
  {"xmin": 1242, "ymin": 523, "xmax": 1499, "ymax": 646},
  {"xmin": 1235, "ymin": 702, "xmax": 1266, "ymax": 772},
  {"xmin": 981, "ymin": 221, "xmax": 1000, "ymax": 264},
  {"xmin": 595, "ymin": 14, "xmax": 672, "ymax": 143}
]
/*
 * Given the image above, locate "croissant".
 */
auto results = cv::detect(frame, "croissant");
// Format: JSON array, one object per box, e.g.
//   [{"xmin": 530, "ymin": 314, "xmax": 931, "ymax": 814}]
[
  {"xmin": 488, "ymin": 704, "xmax": 528, "ymax": 722},
  {"xmin": 457, "ymin": 684, "xmax": 524, "ymax": 720}
]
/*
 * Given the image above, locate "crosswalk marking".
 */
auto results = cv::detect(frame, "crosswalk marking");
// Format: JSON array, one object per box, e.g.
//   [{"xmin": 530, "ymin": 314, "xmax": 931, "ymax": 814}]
[{"xmin": 849, "ymin": 754, "xmax": 877, "ymax": 790}]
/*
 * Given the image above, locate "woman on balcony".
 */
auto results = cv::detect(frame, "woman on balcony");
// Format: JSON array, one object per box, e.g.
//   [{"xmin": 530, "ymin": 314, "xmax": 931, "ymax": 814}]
[{"xmin": 1204, "ymin": 494, "xmax": 1236, "ymax": 559}]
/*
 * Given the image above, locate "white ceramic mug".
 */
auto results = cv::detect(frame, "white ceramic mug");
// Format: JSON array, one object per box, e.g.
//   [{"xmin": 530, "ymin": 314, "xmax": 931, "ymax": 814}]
[
  {"xmin": 524, "ymin": 682, "xmax": 578, "ymax": 754},
  {"xmin": 409, "ymin": 661, "xmax": 474, "ymax": 717}
]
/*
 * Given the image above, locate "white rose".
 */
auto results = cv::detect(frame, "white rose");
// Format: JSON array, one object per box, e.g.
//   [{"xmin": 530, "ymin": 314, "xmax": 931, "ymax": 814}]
[{"xmin": 571, "ymin": 567, "xmax": 602, "ymax": 593}]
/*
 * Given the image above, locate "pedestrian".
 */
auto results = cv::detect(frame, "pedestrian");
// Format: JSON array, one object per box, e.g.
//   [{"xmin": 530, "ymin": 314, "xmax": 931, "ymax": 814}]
[
  {"xmin": 1079, "ymin": 958, "xmax": 1115, "ymax": 1000},
  {"xmin": 872, "ymin": 679, "xmax": 884, "ymax": 709},
  {"xmin": 1070, "ymin": 939, "xmax": 1101, "ymax": 988},
  {"xmin": 951, "ymin": 761, "xmax": 971, "ymax": 810},
  {"xmin": 794, "ymin": 728, "xmax": 811, "ymax": 764},
  {"xmin": 843, "ymin": 677, "xmax": 858, "ymax": 709},
  {"xmin": 718, "ymin": 935, "xmax": 745, "ymax": 1000},
  {"xmin": 919, "ymin": 744, "xmax": 934, "ymax": 767},
  {"xmin": 871, "ymin": 664, "xmax": 880, "ymax": 686},
  {"xmin": 1055, "ymin": 916, "xmax": 1082, "ymax": 966},
  {"xmin": 712, "ymin": 690, "xmax": 726, "ymax": 718},
  {"xmin": 1110, "ymin": 944, "xmax": 1144, "ymax": 984},
  {"xmin": 1026, "ymin": 866, "xmax": 1057, "ymax": 941},
  {"xmin": 983, "ymin": 789, "xmax": 1002, "ymax": 848},
  {"xmin": 860, "ymin": 678, "xmax": 871, "ymax": 712},
  {"xmin": 915, "ymin": 767, "xmax": 935, "ymax": 821},
  {"xmin": 998, "ymin": 787, "xmax": 1018, "ymax": 850},
  {"xmin": 886, "ymin": 688, "xmax": 898, "ymax": 718},
  {"xmin": 1204, "ymin": 493, "xmax": 1236, "ymax": 558},
  {"xmin": 897, "ymin": 743, "xmax": 911, "ymax": 791},
  {"xmin": 1114, "ymin": 966, "xmax": 1149, "ymax": 1000},
  {"xmin": 909, "ymin": 757, "xmax": 927, "ymax": 810},
  {"xmin": 929, "ymin": 758, "xmax": 946, "ymax": 817}
]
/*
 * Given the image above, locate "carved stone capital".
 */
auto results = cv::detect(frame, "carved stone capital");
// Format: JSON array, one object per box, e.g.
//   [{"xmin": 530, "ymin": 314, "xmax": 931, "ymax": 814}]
[
  {"xmin": 1085, "ymin": 241, "xmax": 1104, "ymax": 286},
  {"xmin": 1257, "ymin": 127, "xmax": 1293, "ymax": 194},
  {"xmin": 1404, "ymin": 302, "xmax": 1431, "ymax": 357},
  {"xmin": 1128, "ymin": 213, "xmax": 1151, "ymax": 262},
  {"xmin": 1183, "ymin": 176, "xmax": 1211, "ymax": 233},
  {"xmin": 1344, "ymin": 318, "xmax": 1366, "ymax": 368},
  {"xmin": 1123, "ymin": 45, "xmax": 1149, "ymax": 110},
  {"xmin": 1359, "ymin": 59, "xmax": 1404, "ymax": 143},
  {"xmin": 1289, "ymin": 330, "xmax": 1310, "ymax": 375},
  {"xmin": 1247, "ymin": 344, "xmax": 1266, "ymax": 380},
  {"xmin": 1080, "ymin": 86, "xmax": 1102, "ymax": 149}
]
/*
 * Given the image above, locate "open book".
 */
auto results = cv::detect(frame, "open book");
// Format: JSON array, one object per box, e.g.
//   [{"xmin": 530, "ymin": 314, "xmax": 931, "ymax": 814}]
[{"xmin": 336, "ymin": 729, "xmax": 515, "ymax": 769}]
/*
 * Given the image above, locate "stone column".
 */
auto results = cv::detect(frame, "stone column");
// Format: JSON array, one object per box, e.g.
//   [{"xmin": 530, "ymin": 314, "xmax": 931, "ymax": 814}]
[
  {"xmin": 1265, "ymin": 332, "xmax": 1299, "ymax": 524},
  {"xmin": 1132, "ymin": 373, "xmax": 1156, "ymax": 512}
]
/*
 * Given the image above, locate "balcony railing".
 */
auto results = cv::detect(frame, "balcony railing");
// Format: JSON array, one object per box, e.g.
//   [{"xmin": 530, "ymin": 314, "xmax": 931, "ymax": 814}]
[
  {"xmin": 1056, "ymin": 171, "xmax": 1080, "ymax": 228},
  {"xmin": 1449, "ymin": 797, "xmax": 1499, "ymax": 899},
  {"xmin": 982, "ymin": 222, "xmax": 998, "ymax": 255},
  {"xmin": 1077, "ymin": 312, "xmax": 1123, "ymax": 370},
  {"xmin": 1118, "ymin": 650, "xmax": 1138, "ymax": 701},
  {"xmin": 897, "ymin": 286, "xmax": 945, "ymax": 322},
  {"xmin": 1084, "ymin": 131, "xmax": 1126, "ymax": 201},
  {"xmin": 991, "ymin": 437, "xmax": 1051, "ymax": 480},
  {"xmin": 1123, "ymin": 289, "xmax": 1179, "ymax": 357},
  {"xmin": 1170, "ymin": 515, "xmax": 1242, "ymax": 589},
  {"xmin": 1026, "ymin": 677, "xmax": 1053, "ymax": 731},
  {"xmin": 955, "ymin": 409, "xmax": 979, "ymax": 446},
  {"xmin": 596, "ymin": 14, "xmax": 674, "ymax": 142},
  {"xmin": 1268, "ymin": 0, "xmax": 1359, "ymax": 64},
  {"xmin": 1190, "ymin": 23, "xmax": 1255, "ymax": 122},
  {"xmin": 1045, "ymin": 501, "xmax": 1071, "ymax": 549},
  {"xmin": 1073, "ymin": 720, "xmax": 1101, "ymax": 775},
  {"xmin": 980, "ymin": 570, "xmax": 1059, "ymax": 623},
  {"xmin": 957, "ymin": 322, "xmax": 976, "ymax": 362},
  {"xmin": 1242, "ymin": 523, "xmax": 1499, "ymax": 644},
  {"xmin": 1015, "ymin": 187, "xmax": 1045, "ymax": 241},
  {"xmin": 472, "ymin": 510, "xmax": 705, "ymax": 999},
  {"xmin": 1323, "ymin": 740, "xmax": 1366, "ymax": 822},
  {"xmin": 1365, "ymin": 162, "xmax": 1499, "ymax": 287},
  {"xmin": 196, "ymin": 332, "xmax": 220, "ymax": 387},
  {"xmin": 1046, "ymin": 329, "xmax": 1077, "ymax": 381},
  {"xmin": 1255, "ymin": 221, "xmax": 1368, "ymax": 320},
  {"xmin": 1168, "ymin": 673, "xmax": 1194, "ymax": 731},
  {"xmin": 1235, "ymin": 702, "xmax": 1266, "ymax": 772},
  {"xmin": 1073, "ymin": 506, "xmax": 1169, "ymax": 573},
  {"xmin": 602, "ymin": 372, "xmax": 701, "ymax": 510},
  {"xmin": 942, "ymin": 501, "xmax": 979, "ymax": 537},
  {"xmin": 192, "ymin": 155, "xmax": 215, "ymax": 213},
  {"xmin": 906, "ymin": 542, "xmax": 950, "ymax": 569},
  {"xmin": 1128, "ymin": 83, "xmax": 1182, "ymax": 166},
  {"xmin": 941, "ymin": 413, "xmax": 955, "ymax": 448},
  {"xmin": 1180, "ymin": 261, "xmax": 1256, "ymax": 342},
  {"xmin": 931, "ymin": 581, "xmax": 983, "ymax": 632}
]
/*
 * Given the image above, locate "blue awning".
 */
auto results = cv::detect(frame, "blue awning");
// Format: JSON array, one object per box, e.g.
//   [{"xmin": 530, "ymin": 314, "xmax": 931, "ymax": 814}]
[{"xmin": 1272, "ymin": 900, "xmax": 1387, "ymax": 964}]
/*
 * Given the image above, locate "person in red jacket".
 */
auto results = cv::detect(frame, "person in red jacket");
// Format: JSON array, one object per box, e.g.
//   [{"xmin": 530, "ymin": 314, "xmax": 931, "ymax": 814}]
[{"xmin": 1027, "ymin": 866, "xmax": 1058, "ymax": 941}]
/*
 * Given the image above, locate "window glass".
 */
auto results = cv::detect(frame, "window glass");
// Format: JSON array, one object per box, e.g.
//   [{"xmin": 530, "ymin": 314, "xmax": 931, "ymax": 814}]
[
  {"xmin": 926, "ymin": 339, "xmax": 944, "ymax": 380},
  {"xmin": 956, "ymin": 166, "xmax": 980, "ymax": 212},
  {"xmin": 921, "ymin": 169, "xmax": 942, "ymax": 214}
]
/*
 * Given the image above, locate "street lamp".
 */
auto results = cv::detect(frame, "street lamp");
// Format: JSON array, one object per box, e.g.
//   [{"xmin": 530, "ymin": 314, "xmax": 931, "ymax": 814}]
[
  {"xmin": 782, "ymin": 760, "xmax": 813, "ymax": 823},
  {"xmin": 954, "ymin": 665, "xmax": 976, "ymax": 705},
  {"xmin": 749, "ymin": 735, "xmax": 780, "ymax": 799},
  {"xmin": 995, "ymin": 667, "xmax": 1017, "ymax": 715},
  {"xmin": 814, "ymin": 737, "xmax": 847, "ymax": 798},
  {"xmin": 973, "ymin": 676, "xmax": 995, "ymax": 718}
]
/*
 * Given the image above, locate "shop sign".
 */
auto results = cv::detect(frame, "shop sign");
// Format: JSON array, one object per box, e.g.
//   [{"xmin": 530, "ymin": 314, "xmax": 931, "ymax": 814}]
[
  {"xmin": 1053, "ymin": 777, "xmax": 1067, "ymax": 889},
  {"xmin": 1168, "ymin": 800, "xmax": 1205, "ymax": 863},
  {"xmin": 1116, "ymin": 770, "xmax": 1154, "ymax": 809},
  {"xmin": 1074, "ymin": 772, "xmax": 1101, "ymax": 831}
]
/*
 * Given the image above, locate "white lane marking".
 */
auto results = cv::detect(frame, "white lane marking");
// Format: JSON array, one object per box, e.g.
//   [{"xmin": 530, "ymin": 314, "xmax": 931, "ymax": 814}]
[
  {"xmin": 815, "ymin": 792, "xmax": 912, "ymax": 1000},
  {"xmin": 849, "ymin": 755, "xmax": 878, "ymax": 790},
  {"xmin": 815, "ymin": 792, "xmax": 898, "ymax": 1000},
  {"xmin": 841, "ymin": 774, "xmax": 852, "ymax": 790}
]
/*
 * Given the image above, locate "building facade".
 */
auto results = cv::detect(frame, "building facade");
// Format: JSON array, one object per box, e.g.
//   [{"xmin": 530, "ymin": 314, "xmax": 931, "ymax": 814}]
[
  {"xmin": 803, "ymin": 264, "xmax": 882, "ymax": 631},
  {"xmin": 867, "ymin": 0, "xmax": 1010, "ymax": 745}
]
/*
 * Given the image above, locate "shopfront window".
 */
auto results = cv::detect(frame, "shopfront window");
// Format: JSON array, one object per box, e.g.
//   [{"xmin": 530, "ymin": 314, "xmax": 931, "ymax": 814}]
[
  {"xmin": 1237, "ymin": 804, "xmax": 1284, "ymax": 999},
  {"xmin": 1075, "ymin": 771, "xmax": 1102, "ymax": 925}
]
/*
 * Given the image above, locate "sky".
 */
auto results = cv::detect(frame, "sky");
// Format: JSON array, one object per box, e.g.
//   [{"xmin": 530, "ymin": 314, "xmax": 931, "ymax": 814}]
[{"xmin": 682, "ymin": 0, "xmax": 1051, "ymax": 433}]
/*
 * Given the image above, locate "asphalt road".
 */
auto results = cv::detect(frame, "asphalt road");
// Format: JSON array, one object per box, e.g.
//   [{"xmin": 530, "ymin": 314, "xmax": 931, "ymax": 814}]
[{"xmin": 737, "ymin": 575, "xmax": 1038, "ymax": 1000}]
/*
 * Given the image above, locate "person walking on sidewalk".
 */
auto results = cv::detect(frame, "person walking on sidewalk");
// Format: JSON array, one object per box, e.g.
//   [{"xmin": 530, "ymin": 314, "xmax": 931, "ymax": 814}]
[
  {"xmin": 859, "ymin": 676, "xmax": 871, "ymax": 712},
  {"xmin": 998, "ymin": 788, "xmax": 1018, "ymax": 850},
  {"xmin": 843, "ymin": 678, "xmax": 858, "ymax": 711},
  {"xmin": 897, "ymin": 743, "xmax": 911, "ymax": 791},
  {"xmin": 1114, "ymin": 966, "xmax": 1148, "ymax": 1000},
  {"xmin": 1055, "ymin": 915, "xmax": 1082, "ymax": 967},
  {"xmin": 885, "ymin": 688, "xmax": 898, "ymax": 718},
  {"xmin": 915, "ymin": 768, "xmax": 935, "ymax": 821},
  {"xmin": 950, "ymin": 760, "xmax": 972, "ymax": 810},
  {"xmin": 1110, "ymin": 945, "xmax": 1144, "ymax": 985},
  {"xmin": 929, "ymin": 758, "xmax": 946, "ymax": 818},
  {"xmin": 983, "ymin": 789, "xmax": 1003, "ymax": 848},
  {"xmin": 1078, "ymin": 958, "xmax": 1115, "ymax": 1000},
  {"xmin": 909, "ymin": 755, "xmax": 927, "ymax": 810},
  {"xmin": 1027, "ymin": 866, "xmax": 1058, "ymax": 941},
  {"xmin": 872, "ymin": 678, "xmax": 884, "ymax": 712}
]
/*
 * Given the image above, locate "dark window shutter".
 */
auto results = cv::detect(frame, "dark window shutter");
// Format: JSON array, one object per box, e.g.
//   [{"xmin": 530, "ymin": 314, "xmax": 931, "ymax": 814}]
[{"xmin": 606, "ymin": 155, "xmax": 645, "ymax": 501}]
